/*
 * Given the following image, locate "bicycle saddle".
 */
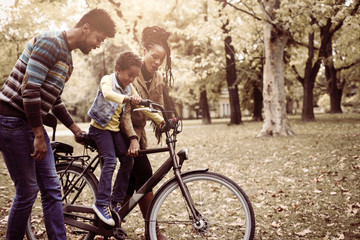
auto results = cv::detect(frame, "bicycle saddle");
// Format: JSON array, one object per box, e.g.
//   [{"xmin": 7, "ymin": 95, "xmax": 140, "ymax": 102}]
[{"xmin": 51, "ymin": 141, "xmax": 74, "ymax": 154}]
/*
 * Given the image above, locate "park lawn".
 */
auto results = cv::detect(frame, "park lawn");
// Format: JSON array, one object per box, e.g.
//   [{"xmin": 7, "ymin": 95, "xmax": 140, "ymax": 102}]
[{"xmin": 0, "ymin": 113, "xmax": 359, "ymax": 239}]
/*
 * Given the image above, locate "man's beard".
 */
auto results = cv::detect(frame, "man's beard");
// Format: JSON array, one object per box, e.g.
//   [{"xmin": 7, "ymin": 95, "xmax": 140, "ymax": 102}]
[{"xmin": 79, "ymin": 35, "xmax": 91, "ymax": 54}]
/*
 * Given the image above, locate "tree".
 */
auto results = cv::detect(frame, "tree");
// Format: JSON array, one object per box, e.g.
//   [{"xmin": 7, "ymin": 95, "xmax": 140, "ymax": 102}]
[
  {"xmin": 290, "ymin": 16, "xmax": 317, "ymax": 121},
  {"xmin": 199, "ymin": 0, "xmax": 212, "ymax": 124},
  {"xmin": 322, "ymin": 0, "xmax": 360, "ymax": 113},
  {"xmin": 257, "ymin": 0, "xmax": 294, "ymax": 136},
  {"xmin": 226, "ymin": 3, "xmax": 264, "ymax": 121},
  {"xmin": 290, "ymin": 0, "xmax": 360, "ymax": 119},
  {"xmin": 220, "ymin": 4, "xmax": 242, "ymax": 124},
  {"xmin": 237, "ymin": 56, "xmax": 264, "ymax": 121},
  {"xmin": 221, "ymin": 18, "xmax": 242, "ymax": 124},
  {"xmin": 219, "ymin": 0, "xmax": 293, "ymax": 135},
  {"xmin": 241, "ymin": 63, "xmax": 264, "ymax": 121}
]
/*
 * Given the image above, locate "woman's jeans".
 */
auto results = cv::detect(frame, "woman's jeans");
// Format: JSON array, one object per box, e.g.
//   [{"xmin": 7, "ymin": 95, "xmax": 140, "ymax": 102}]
[
  {"xmin": 88, "ymin": 125, "xmax": 134, "ymax": 206},
  {"xmin": 0, "ymin": 115, "xmax": 66, "ymax": 240}
]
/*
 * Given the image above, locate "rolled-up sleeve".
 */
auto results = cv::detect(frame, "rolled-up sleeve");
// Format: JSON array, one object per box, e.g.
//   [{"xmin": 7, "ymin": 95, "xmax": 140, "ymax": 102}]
[{"xmin": 101, "ymin": 75, "xmax": 126, "ymax": 104}]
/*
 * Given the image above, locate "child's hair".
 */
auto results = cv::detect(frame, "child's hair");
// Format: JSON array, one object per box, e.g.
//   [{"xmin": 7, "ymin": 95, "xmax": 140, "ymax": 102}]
[
  {"xmin": 141, "ymin": 26, "xmax": 174, "ymax": 86},
  {"xmin": 115, "ymin": 52, "xmax": 142, "ymax": 70},
  {"xmin": 75, "ymin": 8, "xmax": 116, "ymax": 38}
]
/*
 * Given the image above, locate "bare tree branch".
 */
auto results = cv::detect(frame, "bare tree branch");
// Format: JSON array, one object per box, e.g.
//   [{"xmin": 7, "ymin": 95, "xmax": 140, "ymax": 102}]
[
  {"xmin": 291, "ymin": 65, "xmax": 304, "ymax": 85},
  {"xmin": 216, "ymin": 0, "xmax": 289, "ymax": 35},
  {"xmin": 287, "ymin": 37, "xmax": 319, "ymax": 50},
  {"xmin": 257, "ymin": 0, "xmax": 275, "ymax": 21},
  {"xmin": 216, "ymin": 0, "xmax": 262, "ymax": 21},
  {"xmin": 336, "ymin": 58, "xmax": 360, "ymax": 71}
]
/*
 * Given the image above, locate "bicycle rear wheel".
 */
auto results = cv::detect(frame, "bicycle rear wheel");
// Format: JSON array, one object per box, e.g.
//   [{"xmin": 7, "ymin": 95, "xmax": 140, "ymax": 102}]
[
  {"xmin": 146, "ymin": 171, "xmax": 255, "ymax": 240},
  {"xmin": 25, "ymin": 164, "xmax": 98, "ymax": 240}
]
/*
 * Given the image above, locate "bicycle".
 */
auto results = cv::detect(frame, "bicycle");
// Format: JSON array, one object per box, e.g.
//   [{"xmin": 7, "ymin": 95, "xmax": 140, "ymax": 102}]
[{"xmin": 26, "ymin": 99, "xmax": 255, "ymax": 240}]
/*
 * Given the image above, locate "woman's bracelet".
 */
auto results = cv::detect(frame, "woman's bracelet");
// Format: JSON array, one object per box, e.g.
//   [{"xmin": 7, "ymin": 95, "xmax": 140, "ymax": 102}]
[{"xmin": 129, "ymin": 135, "xmax": 138, "ymax": 140}]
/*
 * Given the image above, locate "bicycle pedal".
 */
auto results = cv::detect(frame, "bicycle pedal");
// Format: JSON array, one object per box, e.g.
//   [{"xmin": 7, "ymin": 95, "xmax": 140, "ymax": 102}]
[{"xmin": 113, "ymin": 227, "xmax": 127, "ymax": 240}]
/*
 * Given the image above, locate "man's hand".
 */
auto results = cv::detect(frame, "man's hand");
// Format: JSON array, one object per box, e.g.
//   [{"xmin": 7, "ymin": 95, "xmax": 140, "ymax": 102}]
[
  {"xmin": 31, "ymin": 126, "xmax": 47, "ymax": 161},
  {"xmin": 75, "ymin": 131, "xmax": 87, "ymax": 144},
  {"xmin": 69, "ymin": 123, "xmax": 86, "ymax": 144},
  {"xmin": 128, "ymin": 138, "xmax": 140, "ymax": 157}
]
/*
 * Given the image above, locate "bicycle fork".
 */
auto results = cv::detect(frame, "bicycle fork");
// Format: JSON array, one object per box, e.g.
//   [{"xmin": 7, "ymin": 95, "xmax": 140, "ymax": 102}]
[
  {"xmin": 165, "ymin": 132, "xmax": 201, "ymax": 225},
  {"xmin": 173, "ymin": 169, "xmax": 203, "ymax": 224}
]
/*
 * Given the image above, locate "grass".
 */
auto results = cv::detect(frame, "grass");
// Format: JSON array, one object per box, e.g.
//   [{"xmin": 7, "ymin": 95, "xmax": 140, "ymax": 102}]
[{"xmin": 0, "ymin": 113, "xmax": 359, "ymax": 239}]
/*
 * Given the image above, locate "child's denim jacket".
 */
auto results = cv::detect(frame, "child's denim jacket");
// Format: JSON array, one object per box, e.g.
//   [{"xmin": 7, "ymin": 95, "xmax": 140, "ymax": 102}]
[{"xmin": 88, "ymin": 73, "xmax": 131, "ymax": 128}]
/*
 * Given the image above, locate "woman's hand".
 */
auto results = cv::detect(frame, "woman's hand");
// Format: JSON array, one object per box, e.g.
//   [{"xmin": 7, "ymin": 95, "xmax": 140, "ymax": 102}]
[{"xmin": 128, "ymin": 138, "xmax": 140, "ymax": 157}]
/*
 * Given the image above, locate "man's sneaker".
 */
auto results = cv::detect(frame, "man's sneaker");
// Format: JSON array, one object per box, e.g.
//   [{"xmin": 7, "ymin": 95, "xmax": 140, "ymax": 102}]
[
  {"xmin": 92, "ymin": 204, "xmax": 115, "ymax": 226},
  {"xmin": 112, "ymin": 201, "xmax": 122, "ymax": 213}
]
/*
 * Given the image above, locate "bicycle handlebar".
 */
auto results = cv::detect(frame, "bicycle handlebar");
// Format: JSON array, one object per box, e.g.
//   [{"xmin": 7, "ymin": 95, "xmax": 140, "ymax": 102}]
[
  {"xmin": 139, "ymin": 99, "xmax": 152, "ymax": 107},
  {"xmin": 138, "ymin": 99, "xmax": 179, "ymax": 132},
  {"xmin": 139, "ymin": 99, "xmax": 164, "ymax": 112}
]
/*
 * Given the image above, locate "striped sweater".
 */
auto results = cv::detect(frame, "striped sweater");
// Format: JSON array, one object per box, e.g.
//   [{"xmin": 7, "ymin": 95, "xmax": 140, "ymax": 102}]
[{"xmin": 0, "ymin": 31, "xmax": 74, "ymax": 128}]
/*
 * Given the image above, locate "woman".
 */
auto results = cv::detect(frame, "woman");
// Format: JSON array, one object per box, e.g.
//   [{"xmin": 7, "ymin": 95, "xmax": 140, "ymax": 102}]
[{"xmin": 120, "ymin": 26, "xmax": 173, "ymax": 240}]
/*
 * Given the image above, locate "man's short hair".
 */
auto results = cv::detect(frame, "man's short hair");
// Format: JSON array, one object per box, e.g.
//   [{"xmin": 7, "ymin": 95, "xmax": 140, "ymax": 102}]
[
  {"xmin": 116, "ymin": 52, "xmax": 142, "ymax": 70},
  {"xmin": 75, "ymin": 8, "xmax": 116, "ymax": 38}
]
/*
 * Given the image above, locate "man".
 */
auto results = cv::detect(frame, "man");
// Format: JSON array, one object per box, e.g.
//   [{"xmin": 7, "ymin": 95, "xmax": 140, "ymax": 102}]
[{"xmin": 0, "ymin": 8, "xmax": 116, "ymax": 240}]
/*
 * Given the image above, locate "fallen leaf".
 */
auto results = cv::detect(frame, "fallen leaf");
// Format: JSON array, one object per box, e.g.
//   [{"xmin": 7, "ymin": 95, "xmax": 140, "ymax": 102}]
[{"xmin": 295, "ymin": 227, "xmax": 312, "ymax": 236}]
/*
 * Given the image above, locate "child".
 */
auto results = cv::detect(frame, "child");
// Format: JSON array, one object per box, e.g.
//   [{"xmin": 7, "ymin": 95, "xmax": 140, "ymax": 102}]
[{"xmin": 87, "ymin": 52, "xmax": 164, "ymax": 226}]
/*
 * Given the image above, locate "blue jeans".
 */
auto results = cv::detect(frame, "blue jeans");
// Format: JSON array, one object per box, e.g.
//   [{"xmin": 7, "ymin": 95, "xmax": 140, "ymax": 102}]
[
  {"xmin": 88, "ymin": 125, "xmax": 134, "ymax": 206},
  {"xmin": 0, "ymin": 115, "xmax": 66, "ymax": 240}
]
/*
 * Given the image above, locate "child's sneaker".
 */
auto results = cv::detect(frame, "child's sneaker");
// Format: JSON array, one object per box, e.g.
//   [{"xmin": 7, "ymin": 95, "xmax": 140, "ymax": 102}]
[
  {"xmin": 92, "ymin": 203, "xmax": 115, "ymax": 226},
  {"xmin": 112, "ymin": 201, "xmax": 122, "ymax": 213}
]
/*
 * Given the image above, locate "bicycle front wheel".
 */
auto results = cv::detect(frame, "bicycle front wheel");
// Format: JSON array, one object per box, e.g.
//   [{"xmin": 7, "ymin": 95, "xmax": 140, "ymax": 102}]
[
  {"xmin": 25, "ymin": 163, "xmax": 98, "ymax": 240},
  {"xmin": 146, "ymin": 171, "xmax": 255, "ymax": 240}
]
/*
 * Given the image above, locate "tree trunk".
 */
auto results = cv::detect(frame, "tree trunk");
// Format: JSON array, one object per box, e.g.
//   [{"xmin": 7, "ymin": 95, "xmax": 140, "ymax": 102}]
[
  {"xmin": 200, "ymin": 88, "xmax": 211, "ymax": 124},
  {"xmin": 258, "ymin": 0, "xmax": 294, "ymax": 136},
  {"xmin": 253, "ymin": 83, "xmax": 263, "ymax": 121},
  {"xmin": 222, "ymin": 20, "xmax": 242, "ymax": 125},
  {"xmin": 329, "ymin": 76, "xmax": 343, "ymax": 113},
  {"xmin": 228, "ymin": 84, "xmax": 242, "ymax": 124},
  {"xmin": 319, "ymin": 1, "xmax": 360, "ymax": 113},
  {"xmin": 301, "ymin": 30, "xmax": 316, "ymax": 121},
  {"xmin": 324, "ymin": 39, "xmax": 343, "ymax": 113},
  {"xmin": 286, "ymin": 96, "xmax": 293, "ymax": 115},
  {"xmin": 302, "ymin": 75, "xmax": 315, "ymax": 121},
  {"xmin": 223, "ymin": 34, "xmax": 242, "ymax": 124}
]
